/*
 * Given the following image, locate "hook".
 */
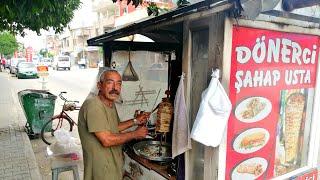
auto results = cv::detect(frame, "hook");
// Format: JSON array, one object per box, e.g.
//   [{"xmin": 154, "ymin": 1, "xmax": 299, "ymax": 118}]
[
  {"xmin": 178, "ymin": 72, "xmax": 186, "ymax": 79},
  {"xmin": 211, "ymin": 68, "xmax": 220, "ymax": 78}
]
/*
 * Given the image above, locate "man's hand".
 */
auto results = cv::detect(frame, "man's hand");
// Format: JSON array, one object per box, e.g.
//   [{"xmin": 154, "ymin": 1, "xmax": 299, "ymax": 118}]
[
  {"xmin": 134, "ymin": 126, "xmax": 148, "ymax": 139},
  {"xmin": 135, "ymin": 112, "xmax": 151, "ymax": 125}
]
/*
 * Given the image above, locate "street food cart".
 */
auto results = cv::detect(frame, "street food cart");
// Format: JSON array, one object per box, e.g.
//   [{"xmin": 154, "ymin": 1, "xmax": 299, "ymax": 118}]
[{"xmin": 88, "ymin": 0, "xmax": 320, "ymax": 179}]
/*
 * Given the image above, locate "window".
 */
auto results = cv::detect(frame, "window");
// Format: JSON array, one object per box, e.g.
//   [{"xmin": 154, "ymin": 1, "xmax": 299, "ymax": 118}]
[
  {"xmin": 115, "ymin": 6, "xmax": 120, "ymax": 16},
  {"xmin": 123, "ymin": 7, "xmax": 128, "ymax": 14}
]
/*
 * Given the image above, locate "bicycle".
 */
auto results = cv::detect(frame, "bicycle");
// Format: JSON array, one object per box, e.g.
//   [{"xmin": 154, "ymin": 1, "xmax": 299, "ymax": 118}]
[{"xmin": 40, "ymin": 92, "xmax": 80, "ymax": 145}]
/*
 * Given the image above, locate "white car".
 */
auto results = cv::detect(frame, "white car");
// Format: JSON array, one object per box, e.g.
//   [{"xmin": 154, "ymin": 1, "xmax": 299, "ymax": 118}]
[{"xmin": 53, "ymin": 56, "xmax": 71, "ymax": 70}]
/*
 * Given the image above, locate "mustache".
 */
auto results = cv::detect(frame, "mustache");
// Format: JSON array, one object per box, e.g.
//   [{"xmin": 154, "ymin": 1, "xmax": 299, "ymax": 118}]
[{"xmin": 109, "ymin": 89, "xmax": 120, "ymax": 95}]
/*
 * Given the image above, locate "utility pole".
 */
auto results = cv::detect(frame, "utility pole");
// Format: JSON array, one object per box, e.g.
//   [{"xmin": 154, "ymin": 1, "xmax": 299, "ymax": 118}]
[{"xmin": 82, "ymin": 28, "xmax": 85, "ymax": 59}]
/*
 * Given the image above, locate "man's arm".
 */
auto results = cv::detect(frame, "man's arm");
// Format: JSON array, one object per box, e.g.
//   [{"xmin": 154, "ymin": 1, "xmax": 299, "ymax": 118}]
[
  {"xmin": 118, "ymin": 119, "xmax": 135, "ymax": 132},
  {"xmin": 95, "ymin": 126, "xmax": 148, "ymax": 147},
  {"xmin": 118, "ymin": 112, "xmax": 151, "ymax": 132}
]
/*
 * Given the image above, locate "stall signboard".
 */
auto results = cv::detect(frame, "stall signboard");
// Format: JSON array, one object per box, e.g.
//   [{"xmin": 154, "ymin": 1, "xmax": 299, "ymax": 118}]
[
  {"xmin": 226, "ymin": 26, "xmax": 319, "ymax": 179},
  {"xmin": 37, "ymin": 65, "xmax": 49, "ymax": 77},
  {"xmin": 25, "ymin": 47, "xmax": 33, "ymax": 62},
  {"xmin": 290, "ymin": 168, "xmax": 318, "ymax": 180}
]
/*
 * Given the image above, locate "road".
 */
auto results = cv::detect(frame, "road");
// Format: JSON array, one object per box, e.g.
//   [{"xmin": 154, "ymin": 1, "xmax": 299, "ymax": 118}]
[{"xmin": 0, "ymin": 66, "xmax": 98, "ymax": 179}]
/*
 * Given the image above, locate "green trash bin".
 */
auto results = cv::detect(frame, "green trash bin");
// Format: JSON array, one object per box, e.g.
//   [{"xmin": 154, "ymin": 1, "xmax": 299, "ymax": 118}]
[{"xmin": 18, "ymin": 89, "xmax": 57, "ymax": 138}]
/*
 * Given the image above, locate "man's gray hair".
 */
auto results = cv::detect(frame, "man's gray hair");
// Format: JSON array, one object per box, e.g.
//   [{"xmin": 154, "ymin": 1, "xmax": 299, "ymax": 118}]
[{"xmin": 98, "ymin": 67, "xmax": 120, "ymax": 82}]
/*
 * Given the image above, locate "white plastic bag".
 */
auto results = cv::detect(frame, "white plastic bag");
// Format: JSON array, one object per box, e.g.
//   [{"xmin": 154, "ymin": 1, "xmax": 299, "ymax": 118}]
[
  {"xmin": 48, "ymin": 129, "xmax": 82, "ymax": 160},
  {"xmin": 191, "ymin": 70, "xmax": 232, "ymax": 147}
]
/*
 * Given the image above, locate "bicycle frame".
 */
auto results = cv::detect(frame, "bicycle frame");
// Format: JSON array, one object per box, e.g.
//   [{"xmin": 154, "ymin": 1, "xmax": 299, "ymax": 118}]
[
  {"xmin": 53, "ymin": 92, "xmax": 80, "ymax": 131},
  {"xmin": 52, "ymin": 111, "xmax": 76, "ymax": 131},
  {"xmin": 40, "ymin": 91, "xmax": 80, "ymax": 145}
]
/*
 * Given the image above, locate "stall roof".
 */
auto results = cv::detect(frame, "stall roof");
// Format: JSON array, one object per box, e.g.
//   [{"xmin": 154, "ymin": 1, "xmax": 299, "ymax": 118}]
[{"xmin": 87, "ymin": 0, "xmax": 234, "ymax": 46}]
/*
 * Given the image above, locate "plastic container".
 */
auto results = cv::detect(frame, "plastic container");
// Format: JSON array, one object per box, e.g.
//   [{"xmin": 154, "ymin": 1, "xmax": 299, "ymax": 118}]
[{"xmin": 18, "ymin": 89, "xmax": 57, "ymax": 137}]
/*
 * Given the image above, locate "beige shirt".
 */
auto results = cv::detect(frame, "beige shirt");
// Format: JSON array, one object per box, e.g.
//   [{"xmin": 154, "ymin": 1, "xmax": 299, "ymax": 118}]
[{"xmin": 78, "ymin": 96, "xmax": 124, "ymax": 180}]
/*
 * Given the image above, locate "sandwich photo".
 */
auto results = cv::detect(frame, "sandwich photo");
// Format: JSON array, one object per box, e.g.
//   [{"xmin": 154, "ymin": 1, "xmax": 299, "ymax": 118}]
[
  {"xmin": 233, "ymin": 128, "xmax": 269, "ymax": 154},
  {"xmin": 240, "ymin": 131, "xmax": 266, "ymax": 149}
]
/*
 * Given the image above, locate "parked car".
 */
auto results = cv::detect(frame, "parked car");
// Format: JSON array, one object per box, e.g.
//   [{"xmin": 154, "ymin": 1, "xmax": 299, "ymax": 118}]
[
  {"xmin": 78, "ymin": 58, "xmax": 87, "ymax": 69},
  {"xmin": 16, "ymin": 62, "xmax": 38, "ymax": 79},
  {"xmin": 98, "ymin": 60, "xmax": 103, "ymax": 68},
  {"xmin": 9, "ymin": 58, "xmax": 26, "ymax": 74},
  {"xmin": 53, "ymin": 56, "xmax": 71, "ymax": 70}
]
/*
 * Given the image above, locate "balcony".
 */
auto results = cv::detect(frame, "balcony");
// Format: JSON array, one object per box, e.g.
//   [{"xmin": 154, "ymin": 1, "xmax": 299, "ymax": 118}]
[
  {"xmin": 93, "ymin": 0, "xmax": 117, "ymax": 13},
  {"xmin": 102, "ymin": 16, "xmax": 115, "ymax": 27},
  {"xmin": 73, "ymin": 29, "xmax": 91, "ymax": 37}
]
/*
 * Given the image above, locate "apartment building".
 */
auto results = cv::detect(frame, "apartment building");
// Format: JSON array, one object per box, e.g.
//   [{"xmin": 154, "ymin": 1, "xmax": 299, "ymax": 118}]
[{"xmin": 48, "ymin": 0, "xmax": 174, "ymax": 67}]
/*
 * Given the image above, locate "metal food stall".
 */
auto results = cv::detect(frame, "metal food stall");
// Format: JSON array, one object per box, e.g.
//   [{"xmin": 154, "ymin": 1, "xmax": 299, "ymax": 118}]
[
  {"xmin": 89, "ymin": 30, "xmax": 183, "ymax": 179},
  {"xmin": 88, "ymin": 0, "xmax": 320, "ymax": 179}
]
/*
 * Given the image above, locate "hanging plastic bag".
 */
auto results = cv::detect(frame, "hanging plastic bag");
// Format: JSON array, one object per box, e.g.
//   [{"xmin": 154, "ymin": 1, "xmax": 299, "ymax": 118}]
[{"xmin": 191, "ymin": 69, "xmax": 232, "ymax": 147}]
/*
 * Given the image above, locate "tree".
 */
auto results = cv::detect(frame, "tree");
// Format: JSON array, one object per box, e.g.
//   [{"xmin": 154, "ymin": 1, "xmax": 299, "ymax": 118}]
[
  {"xmin": 0, "ymin": 0, "xmax": 81, "ymax": 36},
  {"xmin": 0, "ymin": 31, "xmax": 18, "ymax": 56},
  {"xmin": 39, "ymin": 48, "xmax": 48, "ymax": 57}
]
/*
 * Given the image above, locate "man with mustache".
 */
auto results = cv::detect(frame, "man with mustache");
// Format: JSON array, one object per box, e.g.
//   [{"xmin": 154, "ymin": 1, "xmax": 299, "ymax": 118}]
[{"xmin": 78, "ymin": 69, "xmax": 149, "ymax": 180}]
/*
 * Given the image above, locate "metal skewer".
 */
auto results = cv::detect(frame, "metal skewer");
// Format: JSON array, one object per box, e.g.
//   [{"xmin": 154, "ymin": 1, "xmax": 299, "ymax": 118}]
[
  {"xmin": 146, "ymin": 89, "xmax": 161, "ymax": 127},
  {"xmin": 151, "ymin": 89, "xmax": 161, "ymax": 113},
  {"xmin": 159, "ymin": 133, "xmax": 164, "ymax": 156}
]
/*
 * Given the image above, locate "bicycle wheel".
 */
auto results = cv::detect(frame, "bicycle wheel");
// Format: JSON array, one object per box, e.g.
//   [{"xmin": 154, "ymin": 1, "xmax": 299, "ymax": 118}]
[{"xmin": 40, "ymin": 115, "xmax": 74, "ymax": 145}]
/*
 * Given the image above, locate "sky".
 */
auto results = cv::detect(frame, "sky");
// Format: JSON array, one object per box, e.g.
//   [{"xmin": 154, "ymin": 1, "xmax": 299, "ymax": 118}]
[
  {"xmin": 17, "ymin": 0, "xmax": 96, "ymax": 52},
  {"xmin": 16, "ymin": 30, "xmax": 46, "ymax": 52}
]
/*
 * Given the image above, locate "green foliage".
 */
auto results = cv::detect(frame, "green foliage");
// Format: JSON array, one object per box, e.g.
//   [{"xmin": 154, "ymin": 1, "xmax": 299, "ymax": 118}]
[
  {"xmin": 147, "ymin": 2, "xmax": 169, "ymax": 16},
  {"xmin": 177, "ymin": 0, "xmax": 190, "ymax": 7},
  {"xmin": 121, "ymin": 0, "xmax": 143, "ymax": 8},
  {"xmin": 48, "ymin": 52, "xmax": 54, "ymax": 58},
  {"xmin": 39, "ymin": 48, "xmax": 54, "ymax": 58},
  {"xmin": 0, "ymin": 31, "xmax": 18, "ymax": 56},
  {"xmin": 0, "ymin": 0, "xmax": 81, "ymax": 36},
  {"xmin": 113, "ymin": 0, "xmax": 168, "ymax": 16},
  {"xmin": 98, "ymin": 47, "xmax": 103, "ymax": 56},
  {"xmin": 39, "ymin": 48, "xmax": 48, "ymax": 57},
  {"xmin": 147, "ymin": 2, "xmax": 160, "ymax": 16}
]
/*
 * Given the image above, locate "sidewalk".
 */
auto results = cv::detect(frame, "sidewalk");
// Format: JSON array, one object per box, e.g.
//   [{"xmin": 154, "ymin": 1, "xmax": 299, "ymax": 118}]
[
  {"xmin": 0, "ymin": 127, "xmax": 40, "ymax": 180},
  {"xmin": 0, "ymin": 72, "xmax": 41, "ymax": 180}
]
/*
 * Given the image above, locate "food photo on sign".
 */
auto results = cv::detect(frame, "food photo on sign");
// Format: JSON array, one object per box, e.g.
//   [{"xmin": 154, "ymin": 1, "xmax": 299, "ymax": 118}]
[
  {"xmin": 234, "ymin": 96, "xmax": 272, "ymax": 123},
  {"xmin": 274, "ymin": 88, "xmax": 311, "ymax": 176},
  {"xmin": 231, "ymin": 157, "xmax": 268, "ymax": 180},
  {"xmin": 232, "ymin": 127, "xmax": 270, "ymax": 154}
]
